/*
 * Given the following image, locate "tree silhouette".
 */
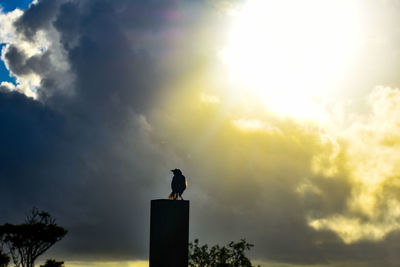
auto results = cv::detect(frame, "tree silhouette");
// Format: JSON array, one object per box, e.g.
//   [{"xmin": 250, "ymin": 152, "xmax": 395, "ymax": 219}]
[
  {"xmin": 0, "ymin": 249, "xmax": 10, "ymax": 267},
  {"xmin": 40, "ymin": 259, "xmax": 64, "ymax": 267},
  {"xmin": 189, "ymin": 239, "xmax": 260, "ymax": 267},
  {"xmin": 0, "ymin": 208, "xmax": 67, "ymax": 267}
]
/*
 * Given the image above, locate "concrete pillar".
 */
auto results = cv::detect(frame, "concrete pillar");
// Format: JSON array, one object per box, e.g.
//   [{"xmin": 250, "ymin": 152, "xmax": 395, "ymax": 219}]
[{"xmin": 150, "ymin": 199, "xmax": 189, "ymax": 267}]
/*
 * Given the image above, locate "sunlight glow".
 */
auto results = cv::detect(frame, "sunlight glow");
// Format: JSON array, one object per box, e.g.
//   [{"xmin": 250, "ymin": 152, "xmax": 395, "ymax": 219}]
[
  {"xmin": 66, "ymin": 261, "xmax": 148, "ymax": 267},
  {"xmin": 232, "ymin": 118, "xmax": 281, "ymax": 132},
  {"xmin": 220, "ymin": 0, "xmax": 364, "ymax": 120}
]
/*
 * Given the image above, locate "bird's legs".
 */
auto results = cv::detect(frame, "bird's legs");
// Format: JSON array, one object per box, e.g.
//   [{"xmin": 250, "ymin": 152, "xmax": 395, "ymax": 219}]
[{"xmin": 169, "ymin": 192, "xmax": 184, "ymax": 200}]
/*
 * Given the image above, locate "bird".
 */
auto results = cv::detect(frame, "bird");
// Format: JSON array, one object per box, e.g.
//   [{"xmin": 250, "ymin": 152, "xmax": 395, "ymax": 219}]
[{"xmin": 169, "ymin": 169, "xmax": 187, "ymax": 200}]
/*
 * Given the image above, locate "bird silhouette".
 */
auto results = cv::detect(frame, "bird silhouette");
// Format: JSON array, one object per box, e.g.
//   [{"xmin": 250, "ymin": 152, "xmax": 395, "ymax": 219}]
[{"xmin": 169, "ymin": 169, "xmax": 187, "ymax": 200}]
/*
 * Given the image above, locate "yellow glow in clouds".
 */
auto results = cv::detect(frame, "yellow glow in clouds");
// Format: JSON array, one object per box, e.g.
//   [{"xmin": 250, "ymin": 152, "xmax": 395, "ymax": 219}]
[{"xmin": 220, "ymin": 0, "xmax": 364, "ymax": 120}]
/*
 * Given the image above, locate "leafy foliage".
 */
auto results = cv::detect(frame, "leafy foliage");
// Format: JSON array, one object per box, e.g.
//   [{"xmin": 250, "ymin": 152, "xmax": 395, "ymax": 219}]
[
  {"xmin": 39, "ymin": 259, "xmax": 64, "ymax": 267},
  {"xmin": 0, "ymin": 208, "xmax": 67, "ymax": 267},
  {"xmin": 189, "ymin": 239, "xmax": 260, "ymax": 267}
]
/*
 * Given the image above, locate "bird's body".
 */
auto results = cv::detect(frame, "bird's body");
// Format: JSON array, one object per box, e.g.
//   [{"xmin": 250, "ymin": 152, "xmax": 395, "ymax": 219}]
[{"xmin": 169, "ymin": 169, "xmax": 187, "ymax": 200}]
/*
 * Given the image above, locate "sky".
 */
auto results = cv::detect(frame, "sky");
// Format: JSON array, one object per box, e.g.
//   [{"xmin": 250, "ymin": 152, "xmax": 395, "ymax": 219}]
[{"xmin": 1, "ymin": 0, "xmax": 400, "ymax": 266}]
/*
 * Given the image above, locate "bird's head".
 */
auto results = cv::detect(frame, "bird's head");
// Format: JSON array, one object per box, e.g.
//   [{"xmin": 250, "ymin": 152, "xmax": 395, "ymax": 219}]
[{"xmin": 171, "ymin": 169, "xmax": 182, "ymax": 175}]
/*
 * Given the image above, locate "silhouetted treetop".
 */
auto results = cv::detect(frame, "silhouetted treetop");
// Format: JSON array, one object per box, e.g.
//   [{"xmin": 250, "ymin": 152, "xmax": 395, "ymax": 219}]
[
  {"xmin": 189, "ymin": 238, "xmax": 260, "ymax": 267},
  {"xmin": 40, "ymin": 259, "xmax": 65, "ymax": 267},
  {"xmin": 0, "ymin": 249, "xmax": 10, "ymax": 267},
  {"xmin": 0, "ymin": 207, "xmax": 67, "ymax": 267}
]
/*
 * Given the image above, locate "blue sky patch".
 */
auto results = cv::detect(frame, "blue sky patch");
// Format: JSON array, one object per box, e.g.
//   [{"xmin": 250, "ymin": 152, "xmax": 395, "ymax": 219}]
[
  {"xmin": 0, "ymin": 44, "xmax": 16, "ymax": 84},
  {"xmin": 0, "ymin": 0, "xmax": 32, "ymax": 13}
]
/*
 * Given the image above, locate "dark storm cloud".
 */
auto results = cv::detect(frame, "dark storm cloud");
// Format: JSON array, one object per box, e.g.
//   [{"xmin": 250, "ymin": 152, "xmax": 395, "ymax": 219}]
[
  {"xmin": 4, "ymin": 45, "xmax": 51, "ymax": 75},
  {"xmin": 14, "ymin": 0, "xmax": 59, "ymax": 39},
  {"xmin": 0, "ymin": 82, "xmax": 160, "ymax": 258},
  {"xmin": 0, "ymin": 87, "xmax": 68, "ymax": 220},
  {"xmin": 53, "ymin": 1, "xmax": 161, "ymax": 114}
]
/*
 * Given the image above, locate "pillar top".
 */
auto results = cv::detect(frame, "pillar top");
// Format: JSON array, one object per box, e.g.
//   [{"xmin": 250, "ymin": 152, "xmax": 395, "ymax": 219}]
[{"xmin": 152, "ymin": 199, "xmax": 189, "ymax": 202}]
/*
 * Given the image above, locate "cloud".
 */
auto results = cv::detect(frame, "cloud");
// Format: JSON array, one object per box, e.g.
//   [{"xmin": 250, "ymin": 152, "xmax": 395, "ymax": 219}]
[
  {"xmin": 308, "ymin": 86, "xmax": 400, "ymax": 244},
  {"xmin": 13, "ymin": 0, "xmax": 58, "ymax": 39},
  {"xmin": 0, "ymin": 3, "xmax": 61, "ymax": 97}
]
